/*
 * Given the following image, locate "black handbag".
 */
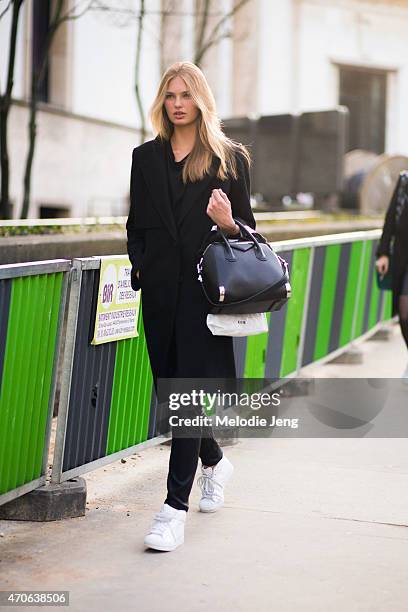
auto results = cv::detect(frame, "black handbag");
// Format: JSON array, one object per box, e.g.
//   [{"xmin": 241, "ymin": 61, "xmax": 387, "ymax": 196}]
[{"xmin": 197, "ymin": 218, "xmax": 291, "ymax": 314}]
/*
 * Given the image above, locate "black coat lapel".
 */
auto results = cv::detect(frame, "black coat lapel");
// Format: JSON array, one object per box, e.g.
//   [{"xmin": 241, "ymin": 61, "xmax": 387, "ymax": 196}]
[
  {"xmin": 138, "ymin": 135, "xmax": 221, "ymax": 237},
  {"xmin": 177, "ymin": 155, "xmax": 221, "ymax": 226},
  {"xmin": 138, "ymin": 136, "xmax": 178, "ymax": 241}
]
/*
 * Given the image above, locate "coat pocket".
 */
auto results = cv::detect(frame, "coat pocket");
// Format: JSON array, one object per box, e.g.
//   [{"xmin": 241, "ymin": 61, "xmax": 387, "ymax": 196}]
[{"xmin": 130, "ymin": 266, "xmax": 142, "ymax": 292}]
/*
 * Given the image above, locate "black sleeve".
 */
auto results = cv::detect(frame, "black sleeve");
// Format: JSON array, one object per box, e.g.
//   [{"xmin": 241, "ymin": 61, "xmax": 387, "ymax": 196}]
[
  {"xmin": 126, "ymin": 149, "xmax": 145, "ymax": 291},
  {"xmin": 229, "ymin": 148, "xmax": 256, "ymax": 231},
  {"xmin": 376, "ymin": 176, "xmax": 400, "ymax": 258}
]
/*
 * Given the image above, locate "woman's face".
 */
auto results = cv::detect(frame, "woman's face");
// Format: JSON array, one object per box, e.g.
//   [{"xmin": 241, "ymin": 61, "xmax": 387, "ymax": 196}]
[{"xmin": 163, "ymin": 76, "xmax": 200, "ymax": 127}]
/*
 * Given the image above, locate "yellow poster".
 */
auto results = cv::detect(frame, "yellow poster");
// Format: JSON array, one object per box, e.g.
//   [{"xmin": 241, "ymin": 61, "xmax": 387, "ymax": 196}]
[{"xmin": 92, "ymin": 255, "xmax": 140, "ymax": 345}]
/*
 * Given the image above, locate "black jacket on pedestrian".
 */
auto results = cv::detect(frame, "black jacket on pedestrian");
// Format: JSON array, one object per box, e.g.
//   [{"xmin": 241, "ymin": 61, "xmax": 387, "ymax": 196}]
[
  {"xmin": 126, "ymin": 135, "xmax": 256, "ymax": 387},
  {"xmin": 376, "ymin": 171, "xmax": 408, "ymax": 317}
]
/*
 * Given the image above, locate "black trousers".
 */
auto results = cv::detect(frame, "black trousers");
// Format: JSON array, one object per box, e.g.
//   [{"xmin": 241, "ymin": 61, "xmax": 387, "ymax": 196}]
[
  {"xmin": 162, "ymin": 328, "xmax": 224, "ymax": 512},
  {"xmin": 164, "ymin": 422, "xmax": 223, "ymax": 512}
]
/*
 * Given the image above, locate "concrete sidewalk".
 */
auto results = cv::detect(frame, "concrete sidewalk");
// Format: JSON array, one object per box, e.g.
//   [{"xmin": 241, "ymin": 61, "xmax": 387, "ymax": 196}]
[{"xmin": 1, "ymin": 321, "xmax": 408, "ymax": 612}]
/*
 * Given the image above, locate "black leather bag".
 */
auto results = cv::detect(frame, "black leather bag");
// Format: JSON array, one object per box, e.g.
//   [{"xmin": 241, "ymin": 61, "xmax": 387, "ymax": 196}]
[{"xmin": 197, "ymin": 218, "xmax": 291, "ymax": 314}]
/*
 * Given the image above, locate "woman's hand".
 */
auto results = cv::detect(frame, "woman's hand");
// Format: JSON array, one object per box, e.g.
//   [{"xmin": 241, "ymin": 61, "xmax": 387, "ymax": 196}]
[
  {"xmin": 376, "ymin": 255, "xmax": 389, "ymax": 276},
  {"xmin": 206, "ymin": 189, "xmax": 239, "ymax": 234}
]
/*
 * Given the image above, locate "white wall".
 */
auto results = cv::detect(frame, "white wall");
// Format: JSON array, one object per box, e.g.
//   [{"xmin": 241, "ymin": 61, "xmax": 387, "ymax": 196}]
[
  {"xmin": 256, "ymin": 0, "xmax": 295, "ymax": 115},
  {"xmin": 3, "ymin": 1, "xmax": 162, "ymax": 219},
  {"xmin": 8, "ymin": 103, "xmax": 137, "ymax": 218},
  {"xmin": 215, "ymin": 0, "xmax": 234, "ymax": 118},
  {"xmin": 288, "ymin": 0, "xmax": 408, "ymax": 153},
  {"xmin": 70, "ymin": 0, "xmax": 161, "ymax": 130},
  {"xmin": 236, "ymin": 0, "xmax": 408, "ymax": 155}
]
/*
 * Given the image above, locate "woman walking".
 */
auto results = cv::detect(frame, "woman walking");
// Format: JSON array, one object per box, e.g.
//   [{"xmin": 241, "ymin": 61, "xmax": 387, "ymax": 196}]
[
  {"xmin": 375, "ymin": 171, "xmax": 408, "ymax": 379},
  {"xmin": 126, "ymin": 61, "xmax": 255, "ymax": 551}
]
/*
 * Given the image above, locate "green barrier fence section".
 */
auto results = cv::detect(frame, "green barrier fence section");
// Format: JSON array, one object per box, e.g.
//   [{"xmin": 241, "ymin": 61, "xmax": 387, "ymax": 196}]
[
  {"xmin": 0, "ymin": 270, "xmax": 65, "ymax": 498},
  {"xmin": 339, "ymin": 240, "xmax": 364, "ymax": 348},
  {"xmin": 0, "ymin": 233, "xmax": 397, "ymax": 502},
  {"xmin": 354, "ymin": 241, "xmax": 374, "ymax": 339},
  {"xmin": 243, "ymin": 311, "xmax": 271, "ymax": 378},
  {"xmin": 383, "ymin": 289, "xmax": 393, "ymax": 320},
  {"xmin": 106, "ymin": 300, "xmax": 153, "ymax": 454},
  {"xmin": 173, "ymin": 236, "xmax": 391, "ymax": 382},
  {"xmin": 280, "ymin": 247, "xmax": 312, "ymax": 376},
  {"xmin": 313, "ymin": 244, "xmax": 342, "ymax": 362},
  {"xmin": 368, "ymin": 261, "xmax": 382, "ymax": 330}
]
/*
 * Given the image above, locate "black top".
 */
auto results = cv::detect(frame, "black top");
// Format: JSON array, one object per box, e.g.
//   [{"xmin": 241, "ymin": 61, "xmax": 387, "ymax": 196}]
[
  {"xmin": 164, "ymin": 139, "xmax": 189, "ymax": 225},
  {"xmin": 163, "ymin": 139, "xmax": 241, "ymax": 236}
]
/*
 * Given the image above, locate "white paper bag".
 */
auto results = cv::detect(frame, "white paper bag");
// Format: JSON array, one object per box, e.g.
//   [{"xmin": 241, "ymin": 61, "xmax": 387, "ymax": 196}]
[{"xmin": 206, "ymin": 313, "xmax": 268, "ymax": 337}]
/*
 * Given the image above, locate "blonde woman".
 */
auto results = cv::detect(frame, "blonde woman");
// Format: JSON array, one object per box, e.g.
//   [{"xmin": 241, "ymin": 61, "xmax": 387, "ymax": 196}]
[{"xmin": 126, "ymin": 61, "xmax": 255, "ymax": 551}]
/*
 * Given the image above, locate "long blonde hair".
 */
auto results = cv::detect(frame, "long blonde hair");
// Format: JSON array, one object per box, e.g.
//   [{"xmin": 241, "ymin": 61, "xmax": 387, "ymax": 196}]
[{"xmin": 149, "ymin": 61, "xmax": 251, "ymax": 183}]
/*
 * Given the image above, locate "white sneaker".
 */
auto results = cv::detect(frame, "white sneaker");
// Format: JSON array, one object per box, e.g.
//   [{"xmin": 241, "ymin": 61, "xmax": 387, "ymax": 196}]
[
  {"xmin": 144, "ymin": 503, "xmax": 186, "ymax": 551},
  {"xmin": 197, "ymin": 455, "xmax": 234, "ymax": 513}
]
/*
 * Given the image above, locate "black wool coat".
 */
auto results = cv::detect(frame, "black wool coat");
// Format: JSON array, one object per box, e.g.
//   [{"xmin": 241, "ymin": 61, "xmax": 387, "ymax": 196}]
[
  {"xmin": 126, "ymin": 135, "xmax": 256, "ymax": 388},
  {"xmin": 376, "ymin": 172, "xmax": 408, "ymax": 317}
]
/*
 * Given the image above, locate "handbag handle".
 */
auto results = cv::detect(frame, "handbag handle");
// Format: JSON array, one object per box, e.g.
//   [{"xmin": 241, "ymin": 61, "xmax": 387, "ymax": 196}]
[
  {"xmin": 231, "ymin": 218, "xmax": 268, "ymax": 261},
  {"xmin": 197, "ymin": 225, "xmax": 236, "ymax": 262},
  {"xmin": 218, "ymin": 230, "xmax": 237, "ymax": 262},
  {"xmin": 198, "ymin": 217, "xmax": 269, "ymax": 263}
]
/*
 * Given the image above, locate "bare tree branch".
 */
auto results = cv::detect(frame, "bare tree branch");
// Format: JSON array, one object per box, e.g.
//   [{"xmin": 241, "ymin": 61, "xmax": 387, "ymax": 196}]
[
  {"xmin": 21, "ymin": 0, "xmax": 97, "ymax": 218},
  {"xmin": 0, "ymin": 0, "xmax": 12, "ymax": 21},
  {"xmin": 69, "ymin": 1, "xmax": 229, "ymax": 19},
  {"xmin": 195, "ymin": 0, "xmax": 250, "ymax": 65},
  {"xmin": 88, "ymin": 0, "xmax": 135, "ymax": 18},
  {"xmin": 56, "ymin": 0, "xmax": 94, "ymax": 25},
  {"xmin": 200, "ymin": 28, "xmax": 232, "ymax": 53},
  {"xmin": 134, "ymin": 0, "xmax": 146, "ymax": 144},
  {"xmin": 196, "ymin": 0, "xmax": 210, "ymax": 61},
  {"xmin": 160, "ymin": 0, "xmax": 175, "ymax": 74},
  {"xmin": 0, "ymin": 0, "xmax": 25, "ymax": 219}
]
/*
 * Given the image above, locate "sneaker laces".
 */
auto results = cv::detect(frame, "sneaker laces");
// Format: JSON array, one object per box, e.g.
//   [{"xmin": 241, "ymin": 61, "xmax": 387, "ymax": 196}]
[{"xmin": 197, "ymin": 472, "xmax": 222, "ymax": 500}]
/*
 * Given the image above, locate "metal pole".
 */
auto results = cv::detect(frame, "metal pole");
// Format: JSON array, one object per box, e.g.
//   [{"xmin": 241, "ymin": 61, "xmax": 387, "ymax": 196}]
[
  {"xmin": 41, "ymin": 268, "xmax": 70, "ymax": 479},
  {"xmin": 51, "ymin": 260, "xmax": 83, "ymax": 484}
]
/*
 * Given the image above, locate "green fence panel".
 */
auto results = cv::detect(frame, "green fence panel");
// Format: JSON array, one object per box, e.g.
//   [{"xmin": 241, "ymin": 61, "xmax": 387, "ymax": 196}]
[
  {"xmin": 313, "ymin": 244, "xmax": 341, "ymax": 361},
  {"xmin": 353, "ymin": 241, "xmax": 372, "ymax": 338},
  {"xmin": 106, "ymin": 301, "xmax": 153, "ymax": 454},
  {"xmin": 367, "ymin": 261, "xmax": 381, "ymax": 330},
  {"xmin": 382, "ymin": 289, "xmax": 393, "ymax": 321},
  {"xmin": 339, "ymin": 241, "xmax": 364, "ymax": 348},
  {"xmin": 281, "ymin": 247, "xmax": 312, "ymax": 376},
  {"xmin": 0, "ymin": 273, "xmax": 63, "ymax": 495},
  {"xmin": 243, "ymin": 312, "xmax": 271, "ymax": 378}
]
